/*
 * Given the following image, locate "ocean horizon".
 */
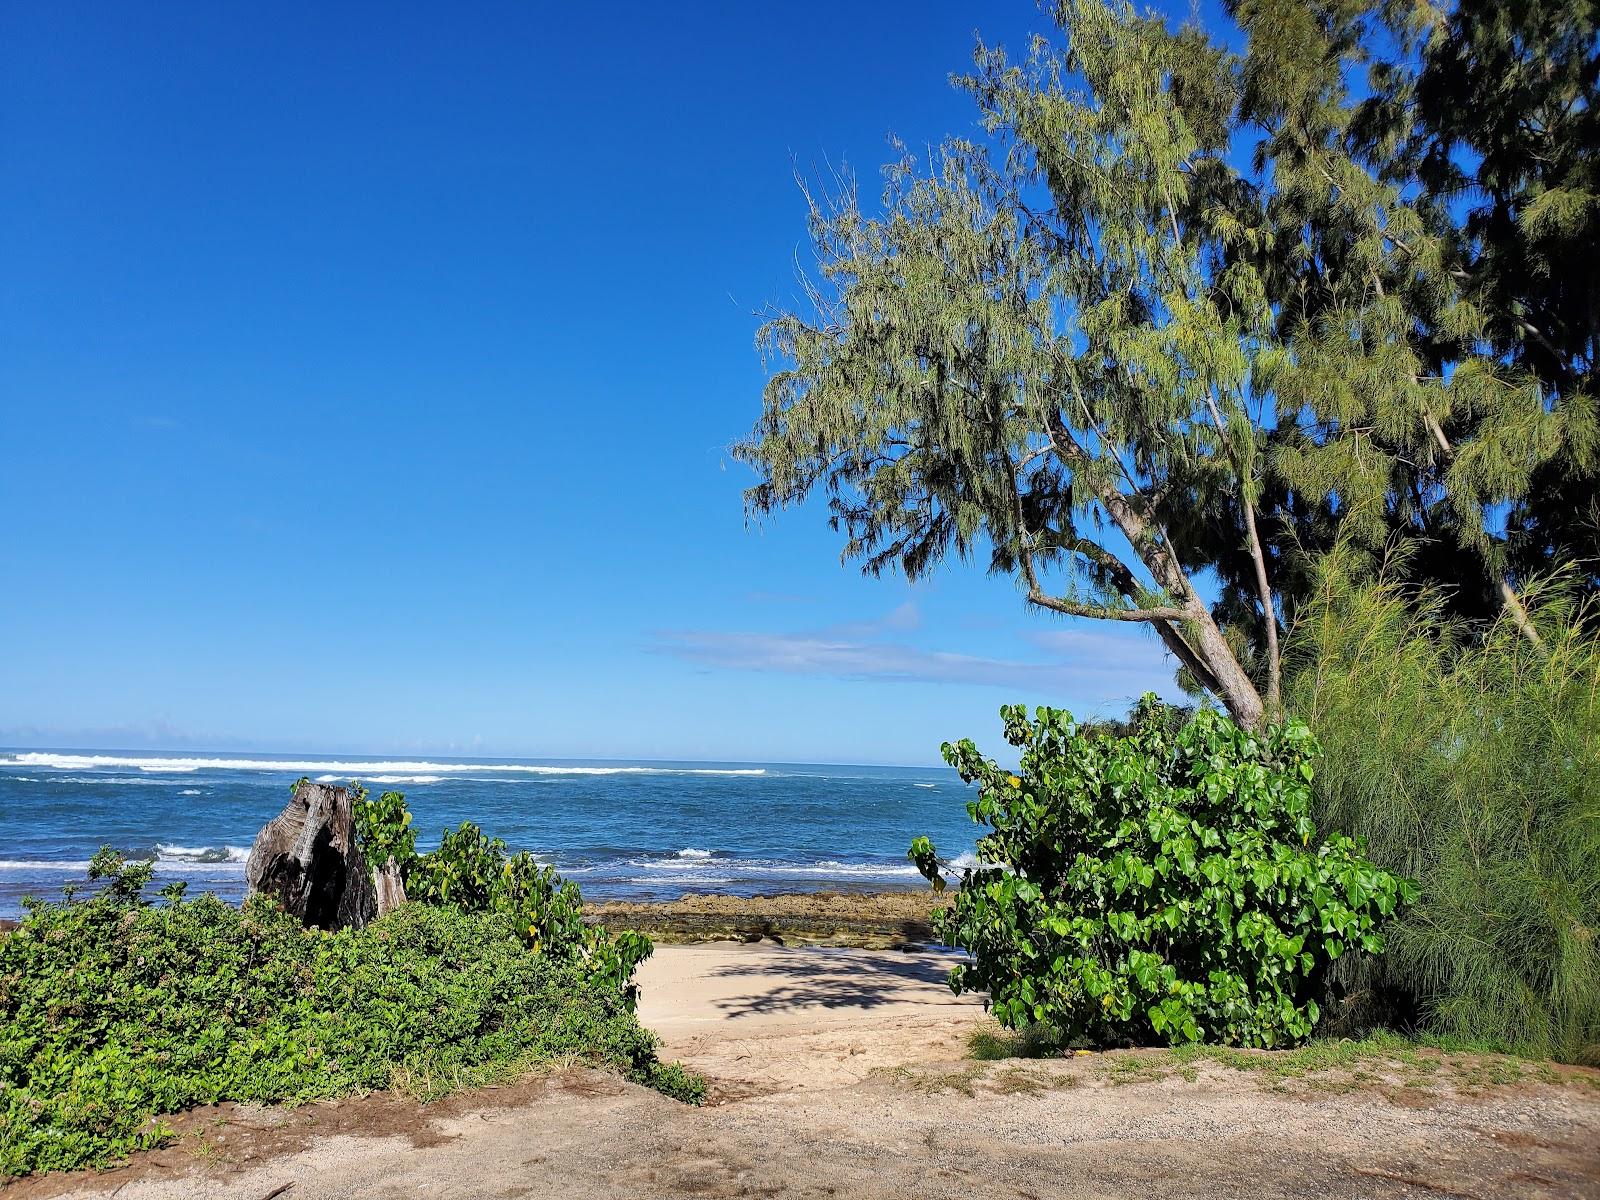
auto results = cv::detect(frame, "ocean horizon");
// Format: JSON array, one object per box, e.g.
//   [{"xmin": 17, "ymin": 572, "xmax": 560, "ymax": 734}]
[{"xmin": 0, "ymin": 747, "xmax": 981, "ymax": 918}]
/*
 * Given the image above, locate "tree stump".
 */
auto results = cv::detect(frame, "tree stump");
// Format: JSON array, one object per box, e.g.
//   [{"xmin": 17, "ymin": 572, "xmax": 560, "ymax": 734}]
[
  {"xmin": 373, "ymin": 856, "xmax": 407, "ymax": 917},
  {"xmin": 245, "ymin": 781, "xmax": 376, "ymax": 930}
]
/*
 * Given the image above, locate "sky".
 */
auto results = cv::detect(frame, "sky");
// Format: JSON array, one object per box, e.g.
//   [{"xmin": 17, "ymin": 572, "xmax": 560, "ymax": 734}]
[{"xmin": 0, "ymin": 1, "xmax": 1205, "ymax": 765}]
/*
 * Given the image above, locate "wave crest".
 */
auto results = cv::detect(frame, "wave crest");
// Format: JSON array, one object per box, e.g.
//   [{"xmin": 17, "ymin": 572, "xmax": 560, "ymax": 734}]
[{"xmin": 9, "ymin": 752, "xmax": 766, "ymax": 778}]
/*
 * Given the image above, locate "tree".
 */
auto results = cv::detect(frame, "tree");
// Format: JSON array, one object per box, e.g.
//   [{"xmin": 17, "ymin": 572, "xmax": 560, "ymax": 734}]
[
  {"xmin": 738, "ymin": 0, "xmax": 1580, "ymax": 720},
  {"xmin": 740, "ymin": 2, "xmax": 1286, "ymax": 728},
  {"xmin": 1227, "ymin": 0, "xmax": 1590, "ymax": 646},
  {"xmin": 1392, "ymin": 0, "xmax": 1600, "ymax": 594}
]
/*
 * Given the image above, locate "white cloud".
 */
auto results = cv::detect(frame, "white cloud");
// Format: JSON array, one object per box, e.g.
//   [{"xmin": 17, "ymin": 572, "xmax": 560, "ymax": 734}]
[{"xmin": 654, "ymin": 608, "xmax": 1179, "ymax": 701}]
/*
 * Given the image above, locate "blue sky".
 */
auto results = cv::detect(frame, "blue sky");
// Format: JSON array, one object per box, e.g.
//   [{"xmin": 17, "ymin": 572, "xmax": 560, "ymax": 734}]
[{"xmin": 0, "ymin": 1, "xmax": 1198, "ymax": 765}]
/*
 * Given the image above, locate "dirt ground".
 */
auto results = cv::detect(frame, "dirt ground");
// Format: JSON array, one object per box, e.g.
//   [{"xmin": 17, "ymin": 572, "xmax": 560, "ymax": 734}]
[{"xmin": 9, "ymin": 942, "xmax": 1600, "ymax": 1200}]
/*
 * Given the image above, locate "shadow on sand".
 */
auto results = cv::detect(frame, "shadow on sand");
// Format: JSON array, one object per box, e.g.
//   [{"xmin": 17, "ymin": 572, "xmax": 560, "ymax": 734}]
[{"xmin": 706, "ymin": 948, "xmax": 964, "ymax": 1018}]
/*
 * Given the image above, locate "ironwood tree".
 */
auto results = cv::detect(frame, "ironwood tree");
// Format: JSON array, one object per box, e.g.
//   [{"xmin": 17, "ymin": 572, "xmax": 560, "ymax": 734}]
[{"xmin": 737, "ymin": 0, "xmax": 1589, "ymax": 725}]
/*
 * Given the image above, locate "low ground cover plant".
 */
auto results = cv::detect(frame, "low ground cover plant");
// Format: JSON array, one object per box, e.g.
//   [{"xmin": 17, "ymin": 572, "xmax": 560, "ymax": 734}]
[
  {"xmin": 0, "ymin": 851, "xmax": 703, "ymax": 1179},
  {"xmin": 912, "ymin": 698, "xmax": 1410, "ymax": 1048}
]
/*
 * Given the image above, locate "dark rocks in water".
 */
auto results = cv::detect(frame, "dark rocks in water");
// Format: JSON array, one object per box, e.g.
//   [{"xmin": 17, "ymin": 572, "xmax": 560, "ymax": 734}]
[{"xmin": 246, "ymin": 781, "xmax": 376, "ymax": 930}]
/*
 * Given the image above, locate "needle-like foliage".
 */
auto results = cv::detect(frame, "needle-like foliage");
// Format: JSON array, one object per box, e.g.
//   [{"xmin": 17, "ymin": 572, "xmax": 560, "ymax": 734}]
[
  {"xmin": 1288, "ymin": 558, "xmax": 1600, "ymax": 1062},
  {"xmin": 740, "ymin": 0, "xmax": 1295, "ymax": 728},
  {"xmin": 738, "ymin": 0, "xmax": 1583, "ymax": 723}
]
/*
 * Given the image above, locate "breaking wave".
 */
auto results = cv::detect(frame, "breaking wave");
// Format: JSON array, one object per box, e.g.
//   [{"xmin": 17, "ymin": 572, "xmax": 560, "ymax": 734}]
[{"xmin": 6, "ymin": 753, "xmax": 767, "ymax": 778}]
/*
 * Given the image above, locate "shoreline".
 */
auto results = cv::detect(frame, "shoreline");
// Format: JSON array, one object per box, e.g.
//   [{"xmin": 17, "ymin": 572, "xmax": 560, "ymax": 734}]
[{"xmin": 588, "ymin": 889, "xmax": 950, "ymax": 948}]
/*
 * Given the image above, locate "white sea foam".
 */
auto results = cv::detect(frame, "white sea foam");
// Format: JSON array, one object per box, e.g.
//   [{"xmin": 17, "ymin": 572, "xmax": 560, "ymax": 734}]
[
  {"xmin": 179, "ymin": 788, "xmax": 204, "ymax": 796},
  {"xmin": 619, "ymin": 855, "xmax": 921, "ymax": 880},
  {"xmin": 915, "ymin": 782, "xmax": 938, "ymax": 789},
  {"xmin": 156, "ymin": 844, "xmax": 250, "ymax": 864},
  {"xmin": 0, "ymin": 854, "xmax": 247, "ymax": 874},
  {"xmin": 0, "ymin": 859, "xmax": 94, "ymax": 872},
  {"xmin": 46, "ymin": 775, "xmax": 201, "ymax": 787},
  {"xmin": 11, "ymin": 752, "xmax": 766, "ymax": 778},
  {"xmin": 676, "ymin": 848, "xmax": 713, "ymax": 860},
  {"xmin": 314, "ymin": 773, "xmax": 445, "ymax": 785}
]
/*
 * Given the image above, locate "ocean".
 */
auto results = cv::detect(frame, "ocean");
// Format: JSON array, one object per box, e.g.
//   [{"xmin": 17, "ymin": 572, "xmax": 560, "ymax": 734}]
[{"xmin": 0, "ymin": 749, "xmax": 981, "ymax": 918}]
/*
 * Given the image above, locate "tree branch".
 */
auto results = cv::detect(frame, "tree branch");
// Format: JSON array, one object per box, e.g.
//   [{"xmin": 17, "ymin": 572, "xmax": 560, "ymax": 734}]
[
  {"xmin": 1026, "ymin": 589, "xmax": 1190, "ymax": 623},
  {"xmin": 1201, "ymin": 391, "xmax": 1282, "ymax": 718}
]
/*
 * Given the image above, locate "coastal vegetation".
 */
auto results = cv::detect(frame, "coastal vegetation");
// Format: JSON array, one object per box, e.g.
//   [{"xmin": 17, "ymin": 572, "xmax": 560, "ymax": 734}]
[
  {"xmin": 912, "ymin": 699, "xmax": 1410, "ymax": 1048},
  {"xmin": 1289, "ymin": 565, "xmax": 1600, "ymax": 1061},
  {"xmin": 738, "ymin": 0, "xmax": 1597, "ymax": 730},
  {"xmin": 350, "ymin": 784, "xmax": 653, "ymax": 998},
  {"xmin": 746, "ymin": 0, "xmax": 1598, "ymax": 1061},
  {"xmin": 0, "ymin": 823, "xmax": 702, "ymax": 1178}
]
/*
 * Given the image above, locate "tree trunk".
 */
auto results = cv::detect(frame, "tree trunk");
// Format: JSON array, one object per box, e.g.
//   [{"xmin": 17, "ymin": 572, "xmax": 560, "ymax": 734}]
[
  {"xmin": 1043, "ymin": 411, "xmax": 1272, "ymax": 730},
  {"xmin": 1184, "ymin": 613, "xmax": 1267, "ymax": 730},
  {"xmin": 245, "ymin": 781, "xmax": 377, "ymax": 930},
  {"xmin": 373, "ymin": 856, "xmax": 407, "ymax": 917},
  {"xmin": 1097, "ymin": 469, "xmax": 1269, "ymax": 729}
]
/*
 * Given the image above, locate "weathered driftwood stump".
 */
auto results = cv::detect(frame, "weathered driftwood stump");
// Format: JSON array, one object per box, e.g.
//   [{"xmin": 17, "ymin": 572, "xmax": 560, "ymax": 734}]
[
  {"xmin": 373, "ymin": 856, "xmax": 407, "ymax": 917},
  {"xmin": 246, "ymin": 781, "xmax": 376, "ymax": 930}
]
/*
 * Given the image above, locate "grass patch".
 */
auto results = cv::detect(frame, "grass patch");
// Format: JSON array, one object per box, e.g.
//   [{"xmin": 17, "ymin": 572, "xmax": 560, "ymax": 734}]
[
  {"xmin": 185, "ymin": 1132, "xmax": 233, "ymax": 1168},
  {"xmin": 1290, "ymin": 571, "xmax": 1600, "ymax": 1063},
  {"xmin": 963, "ymin": 1022, "xmax": 1599, "ymax": 1096},
  {"xmin": 968, "ymin": 1024, "xmax": 1062, "ymax": 1061},
  {"xmin": 876, "ymin": 1061, "xmax": 1078, "ymax": 1098},
  {"xmin": 0, "ymin": 891, "xmax": 704, "ymax": 1179}
]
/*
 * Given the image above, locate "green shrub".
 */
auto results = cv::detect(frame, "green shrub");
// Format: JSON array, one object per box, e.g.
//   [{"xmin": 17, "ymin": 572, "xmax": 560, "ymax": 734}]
[
  {"xmin": 1289, "ymin": 565, "xmax": 1600, "ymax": 1062},
  {"xmin": 351, "ymin": 786, "xmax": 417, "ymax": 872},
  {"xmin": 351, "ymin": 787, "xmax": 653, "ymax": 999},
  {"xmin": 640, "ymin": 1059, "xmax": 709, "ymax": 1105},
  {"xmin": 407, "ymin": 819, "xmax": 507, "ymax": 910},
  {"xmin": 911, "ymin": 699, "xmax": 1411, "ymax": 1049},
  {"xmin": 0, "ymin": 856, "xmax": 700, "ymax": 1179}
]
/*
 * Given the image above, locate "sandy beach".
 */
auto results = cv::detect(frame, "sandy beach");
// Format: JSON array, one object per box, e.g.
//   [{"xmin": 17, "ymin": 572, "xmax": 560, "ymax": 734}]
[
  {"xmin": 9, "ymin": 940, "xmax": 1599, "ymax": 1200},
  {"xmin": 635, "ymin": 940, "xmax": 981, "ymax": 1098}
]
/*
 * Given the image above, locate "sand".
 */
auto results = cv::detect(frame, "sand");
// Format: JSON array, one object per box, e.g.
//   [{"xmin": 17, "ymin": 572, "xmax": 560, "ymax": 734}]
[
  {"xmin": 9, "ymin": 942, "xmax": 1600, "ymax": 1200},
  {"xmin": 635, "ymin": 941, "xmax": 982, "ymax": 1097}
]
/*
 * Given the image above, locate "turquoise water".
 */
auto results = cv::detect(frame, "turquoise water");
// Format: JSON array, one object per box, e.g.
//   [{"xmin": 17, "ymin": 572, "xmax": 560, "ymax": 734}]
[{"xmin": 0, "ymin": 749, "xmax": 981, "ymax": 917}]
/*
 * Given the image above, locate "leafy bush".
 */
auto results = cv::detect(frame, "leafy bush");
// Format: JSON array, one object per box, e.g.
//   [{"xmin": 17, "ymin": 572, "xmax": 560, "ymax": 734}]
[
  {"xmin": 352, "ymin": 787, "xmax": 652, "ymax": 998},
  {"xmin": 407, "ymin": 819, "xmax": 508, "ymax": 909},
  {"xmin": 0, "ymin": 854, "xmax": 697, "ymax": 1178},
  {"xmin": 1290, "ymin": 564, "xmax": 1600, "ymax": 1062},
  {"xmin": 350, "ymin": 786, "xmax": 417, "ymax": 872},
  {"xmin": 911, "ymin": 699, "xmax": 1411, "ymax": 1049}
]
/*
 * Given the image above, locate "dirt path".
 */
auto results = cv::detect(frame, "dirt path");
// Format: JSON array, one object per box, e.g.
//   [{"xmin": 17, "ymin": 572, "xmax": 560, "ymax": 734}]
[{"xmin": 11, "ymin": 944, "xmax": 1600, "ymax": 1200}]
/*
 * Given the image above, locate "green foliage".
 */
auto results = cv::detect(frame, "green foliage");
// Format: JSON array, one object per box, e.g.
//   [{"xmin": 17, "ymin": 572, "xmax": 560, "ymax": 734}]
[
  {"xmin": 0, "ymin": 861, "xmax": 695, "ymax": 1179},
  {"xmin": 1289, "ymin": 561, "xmax": 1600, "ymax": 1062},
  {"xmin": 1362, "ymin": 0, "xmax": 1600, "ymax": 588},
  {"xmin": 738, "ymin": 0, "xmax": 1594, "ymax": 725},
  {"xmin": 736, "ymin": 0, "xmax": 1302, "ymax": 728},
  {"xmin": 350, "ymin": 784, "xmax": 416, "ymax": 873},
  {"xmin": 640, "ymin": 1059, "xmax": 709, "ymax": 1105},
  {"xmin": 912, "ymin": 698, "xmax": 1411, "ymax": 1049},
  {"xmin": 407, "ymin": 820, "xmax": 506, "ymax": 910},
  {"xmin": 348, "ymin": 784, "xmax": 654, "ymax": 1002},
  {"xmin": 87, "ymin": 845, "xmax": 154, "ymax": 904}
]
